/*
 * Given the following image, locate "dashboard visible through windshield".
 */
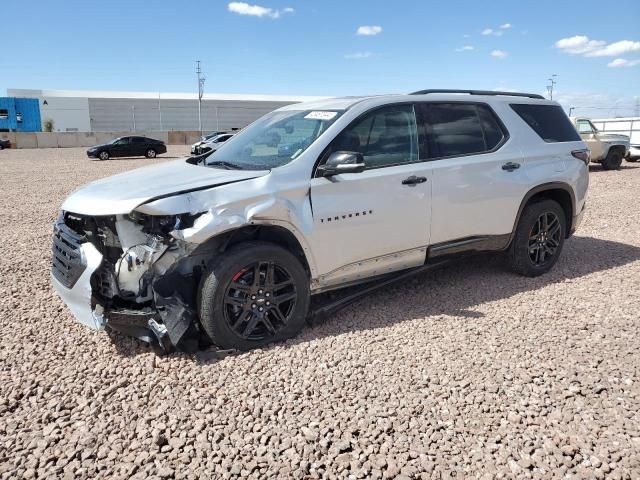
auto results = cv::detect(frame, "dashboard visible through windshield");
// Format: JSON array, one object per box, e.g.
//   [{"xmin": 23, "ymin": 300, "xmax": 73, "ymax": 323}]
[{"xmin": 206, "ymin": 109, "xmax": 342, "ymax": 170}]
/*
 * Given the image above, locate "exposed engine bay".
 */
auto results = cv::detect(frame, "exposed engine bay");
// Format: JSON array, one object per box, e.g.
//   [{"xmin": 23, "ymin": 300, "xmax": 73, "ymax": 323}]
[{"xmin": 53, "ymin": 211, "xmax": 208, "ymax": 351}]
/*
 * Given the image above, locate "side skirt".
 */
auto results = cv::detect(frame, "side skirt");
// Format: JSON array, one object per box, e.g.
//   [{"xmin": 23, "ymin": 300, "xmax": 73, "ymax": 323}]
[{"xmin": 428, "ymin": 234, "xmax": 511, "ymax": 259}]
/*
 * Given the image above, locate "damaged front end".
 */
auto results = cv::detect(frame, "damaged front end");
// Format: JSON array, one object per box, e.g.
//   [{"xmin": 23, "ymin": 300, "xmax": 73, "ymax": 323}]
[{"xmin": 51, "ymin": 210, "xmax": 206, "ymax": 351}]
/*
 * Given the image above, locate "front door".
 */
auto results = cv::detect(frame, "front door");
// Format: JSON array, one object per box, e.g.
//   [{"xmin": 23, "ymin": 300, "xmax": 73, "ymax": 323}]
[
  {"xmin": 576, "ymin": 119, "xmax": 603, "ymax": 159},
  {"xmin": 110, "ymin": 137, "xmax": 131, "ymax": 157},
  {"xmin": 309, "ymin": 104, "xmax": 432, "ymax": 286}
]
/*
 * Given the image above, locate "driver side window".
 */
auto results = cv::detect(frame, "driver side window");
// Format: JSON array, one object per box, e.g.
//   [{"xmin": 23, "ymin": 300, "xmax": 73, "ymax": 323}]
[
  {"xmin": 331, "ymin": 104, "xmax": 419, "ymax": 169},
  {"xmin": 577, "ymin": 120, "xmax": 595, "ymax": 134}
]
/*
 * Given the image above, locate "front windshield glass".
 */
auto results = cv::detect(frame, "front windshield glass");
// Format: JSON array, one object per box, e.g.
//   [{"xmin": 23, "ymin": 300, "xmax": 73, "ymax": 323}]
[{"xmin": 206, "ymin": 109, "xmax": 342, "ymax": 170}]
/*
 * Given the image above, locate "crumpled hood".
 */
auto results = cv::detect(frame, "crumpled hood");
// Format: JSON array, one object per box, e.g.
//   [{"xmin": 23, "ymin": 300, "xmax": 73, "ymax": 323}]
[{"xmin": 62, "ymin": 159, "xmax": 269, "ymax": 215}]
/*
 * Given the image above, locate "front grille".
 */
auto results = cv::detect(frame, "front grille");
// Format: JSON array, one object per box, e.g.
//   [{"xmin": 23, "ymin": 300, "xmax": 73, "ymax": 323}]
[{"xmin": 52, "ymin": 222, "xmax": 87, "ymax": 288}]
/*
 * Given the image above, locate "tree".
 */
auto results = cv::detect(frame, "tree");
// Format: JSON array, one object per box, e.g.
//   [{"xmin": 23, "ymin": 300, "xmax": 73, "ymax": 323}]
[{"xmin": 43, "ymin": 118, "xmax": 54, "ymax": 132}]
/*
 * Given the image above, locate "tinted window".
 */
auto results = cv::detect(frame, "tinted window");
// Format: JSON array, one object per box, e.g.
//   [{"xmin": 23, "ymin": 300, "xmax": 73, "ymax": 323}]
[
  {"xmin": 510, "ymin": 104, "xmax": 580, "ymax": 142},
  {"xmin": 331, "ymin": 104, "xmax": 418, "ymax": 169},
  {"xmin": 422, "ymin": 103, "xmax": 505, "ymax": 158},
  {"xmin": 477, "ymin": 105, "xmax": 505, "ymax": 150},
  {"xmin": 132, "ymin": 137, "xmax": 146, "ymax": 143}
]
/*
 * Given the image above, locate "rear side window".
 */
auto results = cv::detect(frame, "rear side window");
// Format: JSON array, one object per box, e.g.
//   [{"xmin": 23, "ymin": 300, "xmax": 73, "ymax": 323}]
[
  {"xmin": 510, "ymin": 104, "xmax": 580, "ymax": 142},
  {"xmin": 421, "ymin": 103, "xmax": 506, "ymax": 158},
  {"xmin": 132, "ymin": 137, "xmax": 146, "ymax": 143}
]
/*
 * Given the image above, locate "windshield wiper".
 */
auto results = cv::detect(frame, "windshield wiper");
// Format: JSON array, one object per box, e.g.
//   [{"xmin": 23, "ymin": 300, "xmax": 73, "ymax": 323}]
[{"xmin": 207, "ymin": 160, "xmax": 244, "ymax": 170}]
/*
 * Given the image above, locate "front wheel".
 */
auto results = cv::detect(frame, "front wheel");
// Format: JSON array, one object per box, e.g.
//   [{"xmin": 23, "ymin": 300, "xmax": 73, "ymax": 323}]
[
  {"xmin": 507, "ymin": 199, "xmax": 566, "ymax": 277},
  {"xmin": 198, "ymin": 241, "xmax": 310, "ymax": 351},
  {"xmin": 98, "ymin": 150, "xmax": 109, "ymax": 160},
  {"xmin": 601, "ymin": 149, "xmax": 622, "ymax": 170},
  {"xmin": 145, "ymin": 148, "xmax": 157, "ymax": 158}
]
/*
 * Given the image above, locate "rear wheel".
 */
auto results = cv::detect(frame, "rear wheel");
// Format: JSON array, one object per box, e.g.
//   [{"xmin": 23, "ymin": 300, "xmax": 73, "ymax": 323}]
[
  {"xmin": 98, "ymin": 150, "xmax": 109, "ymax": 160},
  {"xmin": 198, "ymin": 241, "xmax": 310, "ymax": 351},
  {"xmin": 601, "ymin": 149, "xmax": 622, "ymax": 170},
  {"xmin": 626, "ymin": 157, "xmax": 638, "ymax": 163},
  {"xmin": 145, "ymin": 148, "xmax": 157, "ymax": 158},
  {"xmin": 507, "ymin": 199, "xmax": 566, "ymax": 277}
]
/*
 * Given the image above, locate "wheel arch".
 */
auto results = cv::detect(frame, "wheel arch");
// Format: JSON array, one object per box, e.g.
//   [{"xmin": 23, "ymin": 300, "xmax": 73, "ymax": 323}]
[
  {"xmin": 510, "ymin": 182, "xmax": 576, "ymax": 244},
  {"xmin": 189, "ymin": 223, "xmax": 315, "ymax": 279}
]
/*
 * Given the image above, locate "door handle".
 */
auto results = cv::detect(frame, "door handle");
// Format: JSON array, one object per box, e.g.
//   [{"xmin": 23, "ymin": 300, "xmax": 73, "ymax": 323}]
[
  {"xmin": 402, "ymin": 175, "xmax": 427, "ymax": 186},
  {"xmin": 502, "ymin": 162, "xmax": 521, "ymax": 172}
]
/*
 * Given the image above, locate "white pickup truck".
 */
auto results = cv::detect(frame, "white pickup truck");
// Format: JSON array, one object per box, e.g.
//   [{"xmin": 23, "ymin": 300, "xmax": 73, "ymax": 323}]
[
  {"xmin": 571, "ymin": 117, "xmax": 631, "ymax": 170},
  {"xmin": 591, "ymin": 117, "xmax": 640, "ymax": 163}
]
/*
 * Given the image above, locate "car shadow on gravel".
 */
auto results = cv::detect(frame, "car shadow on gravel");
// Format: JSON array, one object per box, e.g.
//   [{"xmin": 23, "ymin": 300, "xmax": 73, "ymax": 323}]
[
  {"xmin": 304, "ymin": 235, "xmax": 640, "ymax": 335},
  {"xmin": 103, "ymin": 156, "xmax": 183, "ymax": 161},
  {"xmin": 106, "ymin": 235, "xmax": 640, "ymax": 359},
  {"xmin": 589, "ymin": 164, "xmax": 640, "ymax": 173}
]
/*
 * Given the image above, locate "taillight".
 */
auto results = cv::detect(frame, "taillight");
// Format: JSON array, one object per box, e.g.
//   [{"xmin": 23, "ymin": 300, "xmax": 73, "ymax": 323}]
[{"xmin": 572, "ymin": 149, "xmax": 590, "ymax": 165}]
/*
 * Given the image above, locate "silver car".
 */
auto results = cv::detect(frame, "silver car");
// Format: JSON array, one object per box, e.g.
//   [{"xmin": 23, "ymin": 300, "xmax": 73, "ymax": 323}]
[
  {"xmin": 52, "ymin": 90, "xmax": 589, "ymax": 352},
  {"xmin": 190, "ymin": 132, "xmax": 233, "ymax": 155}
]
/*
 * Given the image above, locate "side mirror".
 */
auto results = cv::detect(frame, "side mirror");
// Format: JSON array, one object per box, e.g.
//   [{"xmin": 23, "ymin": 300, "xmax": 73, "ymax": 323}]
[{"xmin": 317, "ymin": 151, "xmax": 366, "ymax": 177}]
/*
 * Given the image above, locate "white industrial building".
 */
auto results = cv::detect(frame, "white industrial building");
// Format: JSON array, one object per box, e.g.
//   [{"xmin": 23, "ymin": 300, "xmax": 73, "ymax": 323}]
[{"xmin": 7, "ymin": 88, "xmax": 328, "ymax": 133}]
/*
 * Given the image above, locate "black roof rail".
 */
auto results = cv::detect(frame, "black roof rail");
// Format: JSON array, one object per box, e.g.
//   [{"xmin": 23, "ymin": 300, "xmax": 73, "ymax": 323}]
[{"xmin": 409, "ymin": 89, "xmax": 545, "ymax": 100}]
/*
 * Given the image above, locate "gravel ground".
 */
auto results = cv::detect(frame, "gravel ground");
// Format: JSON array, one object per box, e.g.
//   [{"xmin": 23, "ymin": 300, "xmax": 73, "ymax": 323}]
[{"xmin": 1, "ymin": 147, "xmax": 639, "ymax": 479}]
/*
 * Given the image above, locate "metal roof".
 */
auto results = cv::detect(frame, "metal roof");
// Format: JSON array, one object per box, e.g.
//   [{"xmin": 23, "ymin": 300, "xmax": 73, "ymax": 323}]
[{"xmin": 7, "ymin": 88, "xmax": 330, "ymax": 103}]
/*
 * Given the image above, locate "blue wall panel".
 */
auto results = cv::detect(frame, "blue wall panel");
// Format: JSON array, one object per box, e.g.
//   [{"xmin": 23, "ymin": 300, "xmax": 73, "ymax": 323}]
[{"xmin": 0, "ymin": 97, "xmax": 41, "ymax": 132}]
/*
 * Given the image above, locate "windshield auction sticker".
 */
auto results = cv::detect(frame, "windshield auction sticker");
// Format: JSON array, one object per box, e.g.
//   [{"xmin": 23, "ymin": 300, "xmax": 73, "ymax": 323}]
[{"xmin": 304, "ymin": 111, "xmax": 338, "ymax": 121}]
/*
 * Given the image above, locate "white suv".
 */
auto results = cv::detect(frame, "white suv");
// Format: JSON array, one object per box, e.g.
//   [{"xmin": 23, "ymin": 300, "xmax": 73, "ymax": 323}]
[{"xmin": 52, "ymin": 90, "xmax": 589, "ymax": 352}]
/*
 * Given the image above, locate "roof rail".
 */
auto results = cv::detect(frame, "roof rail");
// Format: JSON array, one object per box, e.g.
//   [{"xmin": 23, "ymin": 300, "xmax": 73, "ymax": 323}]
[{"xmin": 409, "ymin": 89, "xmax": 545, "ymax": 100}]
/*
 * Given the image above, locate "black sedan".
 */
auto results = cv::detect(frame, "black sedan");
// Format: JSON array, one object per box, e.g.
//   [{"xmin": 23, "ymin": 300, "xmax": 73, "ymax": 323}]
[
  {"xmin": 87, "ymin": 136, "xmax": 167, "ymax": 160},
  {"xmin": 0, "ymin": 138, "xmax": 10, "ymax": 150}
]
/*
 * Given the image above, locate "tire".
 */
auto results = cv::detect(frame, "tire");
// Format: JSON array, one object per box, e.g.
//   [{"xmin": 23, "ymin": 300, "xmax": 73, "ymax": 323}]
[
  {"xmin": 601, "ymin": 148, "xmax": 623, "ymax": 170},
  {"xmin": 98, "ymin": 150, "xmax": 109, "ymax": 161},
  {"xmin": 198, "ymin": 241, "xmax": 310, "ymax": 351},
  {"xmin": 626, "ymin": 157, "xmax": 638, "ymax": 163},
  {"xmin": 145, "ymin": 148, "xmax": 157, "ymax": 159},
  {"xmin": 507, "ymin": 199, "xmax": 566, "ymax": 277}
]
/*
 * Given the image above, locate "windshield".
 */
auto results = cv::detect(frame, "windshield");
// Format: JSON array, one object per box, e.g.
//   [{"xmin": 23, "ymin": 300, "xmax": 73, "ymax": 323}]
[{"xmin": 206, "ymin": 109, "xmax": 342, "ymax": 170}]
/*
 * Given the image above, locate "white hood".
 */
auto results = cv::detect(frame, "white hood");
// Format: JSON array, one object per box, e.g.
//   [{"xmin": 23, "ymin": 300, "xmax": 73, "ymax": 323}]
[{"xmin": 62, "ymin": 159, "xmax": 269, "ymax": 215}]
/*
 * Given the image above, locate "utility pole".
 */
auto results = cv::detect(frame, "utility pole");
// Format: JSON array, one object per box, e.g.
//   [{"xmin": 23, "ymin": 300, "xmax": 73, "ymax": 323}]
[
  {"xmin": 158, "ymin": 92, "xmax": 163, "ymax": 131},
  {"xmin": 569, "ymin": 107, "xmax": 575, "ymax": 116},
  {"xmin": 546, "ymin": 74, "xmax": 558, "ymax": 101},
  {"xmin": 196, "ymin": 60, "xmax": 206, "ymax": 134},
  {"xmin": 635, "ymin": 97, "xmax": 639, "ymax": 117}
]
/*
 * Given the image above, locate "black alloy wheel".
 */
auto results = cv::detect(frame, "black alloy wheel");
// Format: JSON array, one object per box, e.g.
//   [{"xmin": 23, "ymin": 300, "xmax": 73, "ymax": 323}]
[
  {"xmin": 198, "ymin": 241, "xmax": 310, "ymax": 350},
  {"xmin": 527, "ymin": 211, "xmax": 562, "ymax": 266},
  {"xmin": 223, "ymin": 261, "xmax": 297, "ymax": 340},
  {"xmin": 507, "ymin": 199, "xmax": 566, "ymax": 277}
]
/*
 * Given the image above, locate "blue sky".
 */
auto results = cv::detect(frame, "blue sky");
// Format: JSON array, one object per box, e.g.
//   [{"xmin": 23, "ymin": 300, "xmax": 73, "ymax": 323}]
[{"xmin": 2, "ymin": 0, "xmax": 639, "ymax": 116}]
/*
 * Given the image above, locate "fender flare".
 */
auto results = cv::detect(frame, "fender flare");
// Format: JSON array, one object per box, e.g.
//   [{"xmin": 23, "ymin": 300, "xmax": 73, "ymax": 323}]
[{"xmin": 508, "ymin": 182, "xmax": 576, "ymax": 245}]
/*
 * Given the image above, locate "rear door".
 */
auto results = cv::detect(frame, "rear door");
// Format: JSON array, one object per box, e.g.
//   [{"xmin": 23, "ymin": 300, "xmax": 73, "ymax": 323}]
[
  {"xmin": 309, "ymin": 104, "xmax": 432, "ymax": 285},
  {"xmin": 419, "ymin": 102, "xmax": 525, "ymax": 245},
  {"xmin": 576, "ymin": 119, "xmax": 603, "ymax": 159},
  {"xmin": 131, "ymin": 137, "xmax": 148, "ymax": 156}
]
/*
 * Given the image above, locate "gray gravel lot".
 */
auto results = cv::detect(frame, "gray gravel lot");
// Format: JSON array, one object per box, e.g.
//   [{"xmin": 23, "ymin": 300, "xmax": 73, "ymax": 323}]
[{"xmin": 1, "ymin": 147, "xmax": 639, "ymax": 479}]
